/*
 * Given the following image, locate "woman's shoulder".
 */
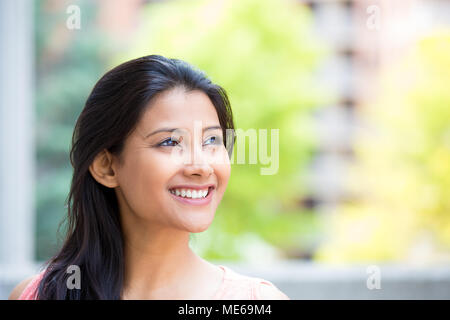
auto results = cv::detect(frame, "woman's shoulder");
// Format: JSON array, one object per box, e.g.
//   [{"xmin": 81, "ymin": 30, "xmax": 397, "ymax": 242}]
[
  {"xmin": 9, "ymin": 270, "xmax": 46, "ymax": 300},
  {"xmin": 255, "ymin": 279, "xmax": 290, "ymax": 300},
  {"xmin": 8, "ymin": 275, "xmax": 36, "ymax": 300},
  {"xmin": 215, "ymin": 265, "xmax": 290, "ymax": 300}
]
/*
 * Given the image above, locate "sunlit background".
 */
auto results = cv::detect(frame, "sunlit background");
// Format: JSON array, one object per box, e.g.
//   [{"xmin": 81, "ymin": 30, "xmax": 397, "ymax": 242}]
[{"xmin": 1, "ymin": 0, "xmax": 450, "ymax": 299}]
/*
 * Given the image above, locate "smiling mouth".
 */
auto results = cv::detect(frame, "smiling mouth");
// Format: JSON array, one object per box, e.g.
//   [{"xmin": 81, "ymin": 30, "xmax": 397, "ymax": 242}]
[{"xmin": 168, "ymin": 186, "xmax": 214, "ymax": 199}]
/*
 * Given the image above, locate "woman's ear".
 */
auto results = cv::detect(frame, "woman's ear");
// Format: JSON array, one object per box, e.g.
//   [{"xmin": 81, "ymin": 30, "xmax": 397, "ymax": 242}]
[{"xmin": 89, "ymin": 149, "xmax": 119, "ymax": 188}]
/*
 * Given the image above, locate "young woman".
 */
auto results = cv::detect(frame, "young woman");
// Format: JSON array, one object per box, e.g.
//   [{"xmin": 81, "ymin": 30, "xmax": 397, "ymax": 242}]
[{"xmin": 9, "ymin": 55, "xmax": 290, "ymax": 300}]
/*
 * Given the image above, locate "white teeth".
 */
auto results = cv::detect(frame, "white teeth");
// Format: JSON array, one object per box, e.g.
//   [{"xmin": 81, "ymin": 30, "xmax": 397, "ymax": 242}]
[{"xmin": 170, "ymin": 188, "xmax": 210, "ymax": 199}]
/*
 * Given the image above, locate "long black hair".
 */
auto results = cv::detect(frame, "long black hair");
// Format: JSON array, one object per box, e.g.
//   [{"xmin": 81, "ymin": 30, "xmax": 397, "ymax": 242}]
[{"xmin": 36, "ymin": 54, "xmax": 235, "ymax": 299}]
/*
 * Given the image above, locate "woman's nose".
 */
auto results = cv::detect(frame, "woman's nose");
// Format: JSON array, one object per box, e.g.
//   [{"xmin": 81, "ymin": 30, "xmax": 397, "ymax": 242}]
[
  {"xmin": 183, "ymin": 162, "xmax": 213, "ymax": 177},
  {"xmin": 182, "ymin": 144, "xmax": 214, "ymax": 177}
]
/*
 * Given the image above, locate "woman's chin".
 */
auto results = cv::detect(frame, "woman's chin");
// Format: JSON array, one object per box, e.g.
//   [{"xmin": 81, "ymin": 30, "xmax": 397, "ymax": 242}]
[
  {"xmin": 182, "ymin": 218, "xmax": 214, "ymax": 233},
  {"xmin": 189, "ymin": 225, "xmax": 210, "ymax": 233}
]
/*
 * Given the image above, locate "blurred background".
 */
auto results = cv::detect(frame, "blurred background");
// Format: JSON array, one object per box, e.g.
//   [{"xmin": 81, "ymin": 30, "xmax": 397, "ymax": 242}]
[{"xmin": 1, "ymin": 0, "xmax": 450, "ymax": 299}]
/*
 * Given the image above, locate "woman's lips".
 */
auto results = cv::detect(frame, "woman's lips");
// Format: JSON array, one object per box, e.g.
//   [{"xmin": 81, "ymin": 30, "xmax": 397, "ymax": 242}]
[{"xmin": 168, "ymin": 187, "xmax": 214, "ymax": 206}]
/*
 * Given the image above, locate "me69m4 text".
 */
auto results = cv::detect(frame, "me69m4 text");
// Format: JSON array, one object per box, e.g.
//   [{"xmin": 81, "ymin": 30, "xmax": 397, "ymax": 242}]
[{"xmin": 222, "ymin": 304, "xmax": 272, "ymax": 315}]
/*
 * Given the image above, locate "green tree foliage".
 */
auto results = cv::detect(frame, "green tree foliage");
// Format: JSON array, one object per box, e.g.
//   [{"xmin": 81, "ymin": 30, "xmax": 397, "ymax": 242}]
[
  {"xmin": 35, "ymin": 0, "xmax": 111, "ymax": 260},
  {"xmin": 315, "ymin": 31, "xmax": 450, "ymax": 263},
  {"xmin": 115, "ymin": 0, "xmax": 329, "ymax": 261}
]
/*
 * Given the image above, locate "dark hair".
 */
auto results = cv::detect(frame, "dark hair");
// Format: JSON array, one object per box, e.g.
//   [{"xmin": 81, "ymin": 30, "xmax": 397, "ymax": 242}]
[{"xmin": 36, "ymin": 54, "xmax": 235, "ymax": 299}]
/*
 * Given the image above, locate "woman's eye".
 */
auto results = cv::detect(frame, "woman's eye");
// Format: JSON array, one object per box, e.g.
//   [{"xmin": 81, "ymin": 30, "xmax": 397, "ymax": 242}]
[
  {"xmin": 159, "ymin": 138, "xmax": 180, "ymax": 147},
  {"xmin": 204, "ymin": 135, "xmax": 222, "ymax": 146}
]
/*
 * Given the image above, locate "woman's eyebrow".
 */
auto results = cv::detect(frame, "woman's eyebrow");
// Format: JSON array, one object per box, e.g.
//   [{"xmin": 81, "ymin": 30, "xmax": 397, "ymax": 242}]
[
  {"xmin": 145, "ymin": 125, "xmax": 222, "ymax": 138},
  {"xmin": 145, "ymin": 127, "xmax": 177, "ymax": 138},
  {"xmin": 203, "ymin": 125, "xmax": 222, "ymax": 133}
]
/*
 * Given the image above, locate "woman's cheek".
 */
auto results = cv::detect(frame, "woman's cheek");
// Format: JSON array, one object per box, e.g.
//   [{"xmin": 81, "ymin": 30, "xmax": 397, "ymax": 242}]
[{"xmin": 215, "ymin": 161, "xmax": 231, "ymax": 194}]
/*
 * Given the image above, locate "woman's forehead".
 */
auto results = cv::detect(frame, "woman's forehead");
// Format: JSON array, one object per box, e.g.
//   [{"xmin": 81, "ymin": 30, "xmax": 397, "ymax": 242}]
[{"xmin": 139, "ymin": 88, "xmax": 220, "ymax": 129}]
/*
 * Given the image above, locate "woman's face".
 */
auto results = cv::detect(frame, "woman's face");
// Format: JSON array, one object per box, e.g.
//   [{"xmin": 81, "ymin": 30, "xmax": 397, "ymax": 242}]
[{"xmin": 113, "ymin": 87, "xmax": 231, "ymax": 233}]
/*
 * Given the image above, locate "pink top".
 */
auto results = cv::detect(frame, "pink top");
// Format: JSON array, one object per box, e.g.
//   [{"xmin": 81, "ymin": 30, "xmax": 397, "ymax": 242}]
[
  {"xmin": 212, "ymin": 265, "xmax": 289, "ymax": 300},
  {"xmin": 18, "ymin": 265, "xmax": 289, "ymax": 300},
  {"xmin": 17, "ymin": 269, "xmax": 45, "ymax": 300}
]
